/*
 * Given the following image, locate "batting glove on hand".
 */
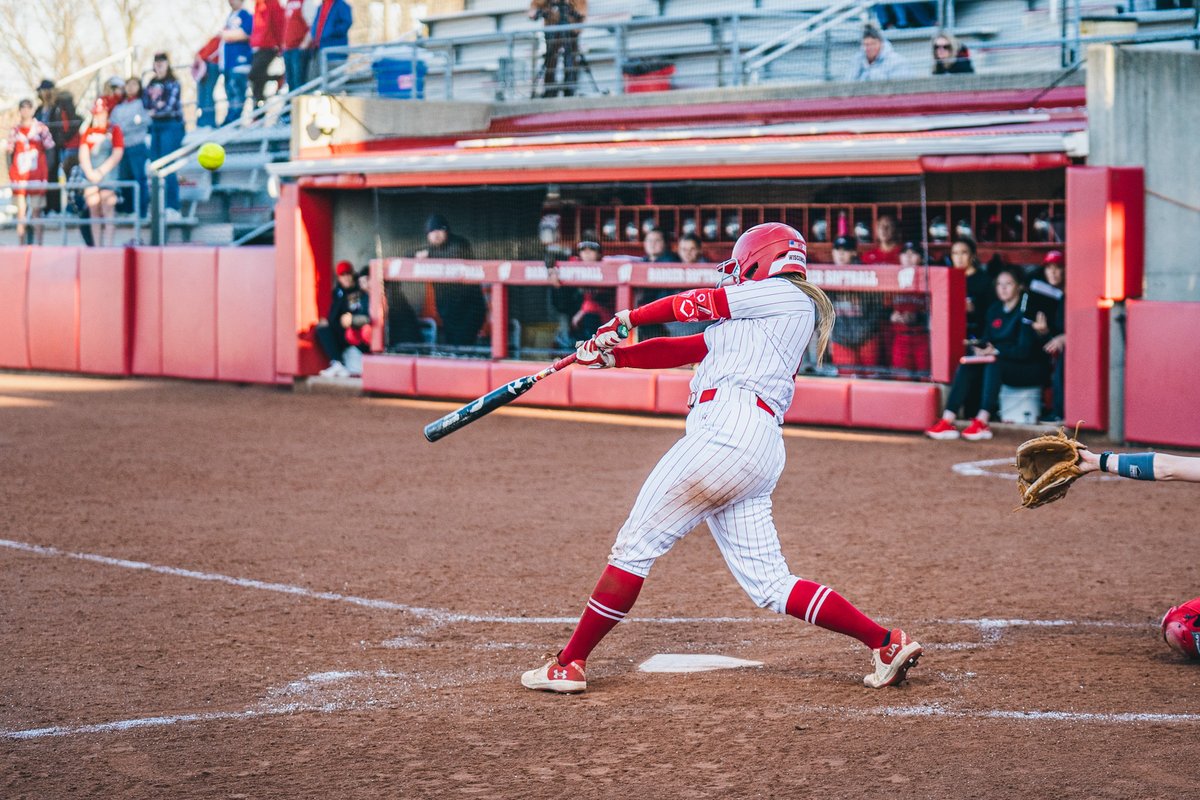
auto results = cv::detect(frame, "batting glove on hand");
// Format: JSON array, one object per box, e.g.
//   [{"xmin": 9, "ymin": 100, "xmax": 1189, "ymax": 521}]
[
  {"xmin": 575, "ymin": 338, "xmax": 616, "ymax": 369},
  {"xmin": 592, "ymin": 310, "xmax": 632, "ymax": 352}
]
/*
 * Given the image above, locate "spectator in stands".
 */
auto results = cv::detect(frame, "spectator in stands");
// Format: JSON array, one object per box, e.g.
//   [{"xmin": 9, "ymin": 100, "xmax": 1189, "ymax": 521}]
[
  {"xmin": 193, "ymin": 35, "xmax": 221, "ymax": 128},
  {"xmin": 79, "ymin": 99, "xmax": 125, "ymax": 247},
  {"xmin": 950, "ymin": 236, "xmax": 992, "ymax": 341},
  {"xmin": 249, "ymin": 0, "xmax": 285, "ymax": 110},
  {"xmin": 144, "ymin": 53, "xmax": 184, "ymax": 217},
  {"xmin": 830, "ymin": 292, "xmax": 885, "ymax": 371},
  {"xmin": 34, "ymin": 79, "xmax": 81, "ymax": 214},
  {"xmin": 101, "ymin": 77, "xmax": 125, "ymax": 111},
  {"xmin": 282, "ymin": 0, "xmax": 316, "ymax": 91},
  {"xmin": 848, "ymin": 24, "xmax": 911, "ymax": 82},
  {"xmin": 6, "ymin": 98, "xmax": 54, "ymax": 245},
  {"xmin": 664, "ymin": 232, "xmax": 711, "ymax": 337},
  {"xmin": 111, "ymin": 78, "xmax": 149, "ymax": 218},
  {"xmin": 925, "ymin": 266, "xmax": 1049, "ymax": 441},
  {"xmin": 415, "ymin": 214, "xmax": 486, "ymax": 348},
  {"xmin": 317, "ymin": 260, "xmax": 356, "ymax": 375},
  {"xmin": 831, "ymin": 234, "xmax": 858, "ymax": 265},
  {"xmin": 875, "ymin": 2, "xmax": 936, "ymax": 29},
  {"xmin": 307, "ymin": 0, "xmax": 353, "ymax": 70},
  {"xmin": 889, "ymin": 242, "xmax": 930, "ymax": 374},
  {"xmin": 642, "ymin": 228, "xmax": 680, "ymax": 263},
  {"xmin": 528, "ymin": 0, "xmax": 586, "ymax": 97},
  {"xmin": 861, "ymin": 214, "xmax": 902, "ymax": 264},
  {"xmin": 550, "ymin": 240, "xmax": 612, "ymax": 345},
  {"xmin": 1031, "ymin": 250, "xmax": 1066, "ymax": 424},
  {"xmin": 221, "ymin": 0, "xmax": 254, "ymax": 125},
  {"xmin": 932, "ymin": 31, "xmax": 974, "ymax": 74}
]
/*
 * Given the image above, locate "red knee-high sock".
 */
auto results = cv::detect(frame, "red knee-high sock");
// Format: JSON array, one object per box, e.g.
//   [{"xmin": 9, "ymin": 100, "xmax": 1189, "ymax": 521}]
[
  {"xmin": 786, "ymin": 580, "xmax": 889, "ymax": 649},
  {"xmin": 558, "ymin": 565, "xmax": 644, "ymax": 665}
]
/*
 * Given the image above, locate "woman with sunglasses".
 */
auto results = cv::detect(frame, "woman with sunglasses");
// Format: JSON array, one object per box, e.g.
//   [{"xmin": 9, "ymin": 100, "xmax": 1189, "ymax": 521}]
[{"xmin": 932, "ymin": 31, "xmax": 974, "ymax": 74}]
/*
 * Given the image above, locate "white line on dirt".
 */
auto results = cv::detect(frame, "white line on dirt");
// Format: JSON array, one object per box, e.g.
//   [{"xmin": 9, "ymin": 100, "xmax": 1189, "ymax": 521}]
[
  {"xmin": 952, "ymin": 457, "xmax": 1119, "ymax": 481},
  {"xmin": 2, "ymin": 703, "xmax": 345, "ymax": 741},
  {"xmin": 0, "ymin": 538, "xmax": 1149, "ymax": 633},
  {"xmin": 798, "ymin": 705, "xmax": 1200, "ymax": 725}
]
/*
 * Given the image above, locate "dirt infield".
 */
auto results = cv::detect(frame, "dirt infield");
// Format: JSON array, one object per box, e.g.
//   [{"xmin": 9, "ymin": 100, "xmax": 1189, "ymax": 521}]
[{"xmin": 2, "ymin": 373, "xmax": 1198, "ymax": 799}]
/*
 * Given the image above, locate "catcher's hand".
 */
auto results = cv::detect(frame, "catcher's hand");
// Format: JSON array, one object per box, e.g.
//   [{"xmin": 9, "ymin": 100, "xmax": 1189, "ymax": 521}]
[{"xmin": 1014, "ymin": 422, "xmax": 1085, "ymax": 509}]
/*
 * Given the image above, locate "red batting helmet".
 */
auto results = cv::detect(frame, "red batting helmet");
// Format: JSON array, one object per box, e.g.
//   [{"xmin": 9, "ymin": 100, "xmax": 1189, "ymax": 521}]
[
  {"xmin": 1161, "ymin": 597, "xmax": 1200, "ymax": 660},
  {"xmin": 717, "ymin": 223, "xmax": 807, "ymax": 285}
]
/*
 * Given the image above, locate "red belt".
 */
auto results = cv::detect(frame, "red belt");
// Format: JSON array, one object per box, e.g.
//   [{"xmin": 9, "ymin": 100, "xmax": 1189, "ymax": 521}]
[{"xmin": 690, "ymin": 388, "xmax": 775, "ymax": 417}]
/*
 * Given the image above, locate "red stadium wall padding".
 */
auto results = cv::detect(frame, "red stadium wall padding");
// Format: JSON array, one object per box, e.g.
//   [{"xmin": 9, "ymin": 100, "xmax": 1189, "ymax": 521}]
[
  {"xmin": 78, "ymin": 249, "xmax": 132, "ymax": 376},
  {"xmin": 849, "ymin": 381, "xmax": 940, "ymax": 431},
  {"xmin": 362, "ymin": 355, "xmax": 417, "ymax": 394},
  {"xmin": 160, "ymin": 248, "xmax": 218, "ymax": 380},
  {"xmin": 414, "ymin": 357, "xmax": 493, "ymax": 400},
  {"xmin": 1124, "ymin": 301, "xmax": 1200, "ymax": 448},
  {"xmin": 216, "ymin": 247, "xmax": 277, "ymax": 384},
  {"xmin": 0, "ymin": 247, "xmax": 31, "ymax": 369},
  {"xmin": 26, "ymin": 247, "xmax": 80, "ymax": 372},
  {"xmin": 489, "ymin": 361, "xmax": 571, "ymax": 407},
  {"xmin": 785, "ymin": 378, "xmax": 851, "ymax": 426},
  {"xmin": 131, "ymin": 248, "xmax": 163, "ymax": 376},
  {"xmin": 276, "ymin": 186, "xmax": 332, "ymax": 378},
  {"xmin": 927, "ymin": 267, "xmax": 965, "ymax": 384},
  {"xmin": 654, "ymin": 370, "xmax": 694, "ymax": 415},
  {"xmin": 571, "ymin": 369, "xmax": 657, "ymax": 413}
]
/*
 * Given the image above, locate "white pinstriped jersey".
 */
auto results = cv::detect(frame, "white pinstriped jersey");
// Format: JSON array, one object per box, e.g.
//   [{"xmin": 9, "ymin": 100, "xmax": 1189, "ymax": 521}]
[
  {"xmin": 607, "ymin": 276, "xmax": 819, "ymax": 614},
  {"xmin": 690, "ymin": 278, "xmax": 816, "ymax": 418}
]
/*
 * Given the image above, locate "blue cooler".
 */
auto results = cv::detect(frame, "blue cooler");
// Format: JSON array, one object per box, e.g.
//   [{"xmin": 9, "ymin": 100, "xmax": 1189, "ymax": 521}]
[{"xmin": 374, "ymin": 58, "xmax": 427, "ymax": 99}]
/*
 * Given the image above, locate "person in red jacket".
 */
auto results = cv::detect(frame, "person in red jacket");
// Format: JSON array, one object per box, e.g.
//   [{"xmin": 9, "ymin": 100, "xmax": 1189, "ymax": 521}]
[
  {"xmin": 281, "ymin": 0, "xmax": 315, "ymax": 91},
  {"xmin": 6, "ymin": 98, "xmax": 55, "ymax": 244},
  {"xmin": 249, "ymin": 0, "xmax": 286, "ymax": 109},
  {"xmin": 861, "ymin": 214, "xmax": 902, "ymax": 264},
  {"xmin": 192, "ymin": 35, "xmax": 221, "ymax": 127}
]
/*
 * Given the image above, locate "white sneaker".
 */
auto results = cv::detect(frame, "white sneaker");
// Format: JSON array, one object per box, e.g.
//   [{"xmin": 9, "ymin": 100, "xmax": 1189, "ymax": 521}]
[
  {"xmin": 864, "ymin": 628, "xmax": 922, "ymax": 688},
  {"xmin": 318, "ymin": 361, "xmax": 350, "ymax": 378},
  {"xmin": 521, "ymin": 653, "xmax": 587, "ymax": 693},
  {"xmin": 164, "ymin": 208, "xmax": 183, "ymax": 221}
]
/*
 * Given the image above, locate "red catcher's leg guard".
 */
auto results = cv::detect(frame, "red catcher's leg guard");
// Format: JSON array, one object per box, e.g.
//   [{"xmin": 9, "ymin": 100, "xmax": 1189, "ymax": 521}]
[
  {"xmin": 786, "ymin": 580, "xmax": 889, "ymax": 650},
  {"xmin": 559, "ymin": 565, "xmax": 644, "ymax": 665}
]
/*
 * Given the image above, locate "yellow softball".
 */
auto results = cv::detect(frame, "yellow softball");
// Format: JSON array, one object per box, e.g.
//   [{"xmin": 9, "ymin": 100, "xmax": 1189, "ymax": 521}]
[{"xmin": 197, "ymin": 142, "xmax": 226, "ymax": 171}]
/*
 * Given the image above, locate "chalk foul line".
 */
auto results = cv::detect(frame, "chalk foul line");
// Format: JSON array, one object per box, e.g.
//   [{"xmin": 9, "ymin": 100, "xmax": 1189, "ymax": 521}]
[{"xmin": 794, "ymin": 704, "xmax": 1200, "ymax": 725}]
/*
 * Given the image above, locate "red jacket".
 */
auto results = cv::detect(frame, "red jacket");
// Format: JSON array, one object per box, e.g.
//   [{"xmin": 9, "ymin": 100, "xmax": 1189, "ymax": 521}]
[
  {"xmin": 250, "ymin": 0, "xmax": 285, "ymax": 49},
  {"xmin": 282, "ymin": 0, "xmax": 310, "ymax": 49}
]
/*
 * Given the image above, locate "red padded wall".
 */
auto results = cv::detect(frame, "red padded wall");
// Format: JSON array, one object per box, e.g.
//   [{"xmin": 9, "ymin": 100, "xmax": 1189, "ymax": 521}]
[
  {"xmin": 276, "ymin": 185, "xmax": 332, "ymax": 378},
  {"xmin": 78, "ymin": 248, "xmax": 132, "ymax": 375},
  {"xmin": 928, "ymin": 267, "xmax": 965, "ymax": 384},
  {"xmin": 489, "ymin": 361, "xmax": 571, "ymax": 407},
  {"xmin": 131, "ymin": 248, "xmax": 163, "ymax": 376},
  {"xmin": 414, "ymin": 357, "xmax": 492, "ymax": 399},
  {"xmin": 849, "ymin": 381, "xmax": 940, "ymax": 431},
  {"xmin": 161, "ymin": 248, "xmax": 218, "ymax": 380},
  {"xmin": 654, "ymin": 370, "xmax": 693, "ymax": 415},
  {"xmin": 0, "ymin": 247, "xmax": 30, "ymax": 369},
  {"xmin": 217, "ymin": 247, "xmax": 277, "ymax": 383},
  {"xmin": 1124, "ymin": 300, "xmax": 1200, "ymax": 447},
  {"xmin": 785, "ymin": 378, "xmax": 851, "ymax": 426},
  {"xmin": 571, "ymin": 369, "xmax": 656, "ymax": 412},
  {"xmin": 26, "ymin": 247, "xmax": 80, "ymax": 372},
  {"xmin": 362, "ymin": 355, "xmax": 417, "ymax": 394}
]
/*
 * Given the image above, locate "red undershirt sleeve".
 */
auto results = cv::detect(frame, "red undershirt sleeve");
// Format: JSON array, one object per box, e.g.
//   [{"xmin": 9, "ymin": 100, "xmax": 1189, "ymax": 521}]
[
  {"xmin": 628, "ymin": 288, "xmax": 731, "ymax": 326},
  {"xmin": 612, "ymin": 334, "xmax": 709, "ymax": 369}
]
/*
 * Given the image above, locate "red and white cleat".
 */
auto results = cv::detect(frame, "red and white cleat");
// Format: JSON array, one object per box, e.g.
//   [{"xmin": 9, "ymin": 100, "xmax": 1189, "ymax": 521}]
[
  {"xmin": 961, "ymin": 418, "xmax": 993, "ymax": 441},
  {"xmin": 925, "ymin": 419, "xmax": 960, "ymax": 440},
  {"xmin": 864, "ymin": 628, "xmax": 923, "ymax": 688},
  {"xmin": 521, "ymin": 653, "xmax": 587, "ymax": 693}
]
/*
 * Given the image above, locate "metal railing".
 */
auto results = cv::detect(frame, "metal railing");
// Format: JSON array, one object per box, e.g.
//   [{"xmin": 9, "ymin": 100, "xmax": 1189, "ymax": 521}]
[
  {"xmin": 1, "ymin": 179, "xmax": 142, "ymax": 245},
  {"xmin": 742, "ymin": 0, "xmax": 870, "ymax": 81},
  {"xmin": 50, "ymin": 47, "xmax": 140, "ymax": 113}
]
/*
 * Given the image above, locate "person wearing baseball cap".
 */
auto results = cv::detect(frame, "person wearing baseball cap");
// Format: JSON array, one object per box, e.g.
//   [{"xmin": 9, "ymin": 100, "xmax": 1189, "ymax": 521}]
[
  {"xmin": 102, "ymin": 76, "xmax": 126, "ymax": 111},
  {"xmin": 412, "ymin": 213, "xmax": 484, "ymax": 347},
  {"xmin": 577, "ymin": 240, "xmax": 601, "ymax": 260},
  {"xmin": 831, "ymin": 235, "xmax": 858, "ymax": 266},
  {"xmin": 34, "ymin": 78, "xmax": 81, "ymax": 214}
]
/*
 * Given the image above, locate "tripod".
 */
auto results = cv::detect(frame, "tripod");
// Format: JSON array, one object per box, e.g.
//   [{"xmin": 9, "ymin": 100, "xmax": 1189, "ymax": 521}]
[{"xmin": 531, "ymin": 0, "xmax": 601, "ymax": 98}]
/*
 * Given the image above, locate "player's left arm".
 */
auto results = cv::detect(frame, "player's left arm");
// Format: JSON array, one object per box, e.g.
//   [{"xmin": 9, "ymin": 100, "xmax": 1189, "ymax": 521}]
[{"xmin": 1081, "ymin": 448, "xmax": 1200, "ymax": 482}]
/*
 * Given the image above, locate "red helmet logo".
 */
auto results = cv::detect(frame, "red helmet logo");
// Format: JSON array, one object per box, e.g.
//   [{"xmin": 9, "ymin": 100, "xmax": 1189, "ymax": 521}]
[
  {"xmin": 717, "ymin": 223, "xmax": 807, "ymax": 285},
  {"xmin": 1161, "ymin": 596, "xmax": 1200, "ymax": 660}
]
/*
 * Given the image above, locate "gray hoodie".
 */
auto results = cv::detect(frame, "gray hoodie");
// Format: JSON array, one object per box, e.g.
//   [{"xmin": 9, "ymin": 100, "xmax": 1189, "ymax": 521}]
[{"xmin": 847, "ymin": 38, "xmax": 911, "ymax": 81}]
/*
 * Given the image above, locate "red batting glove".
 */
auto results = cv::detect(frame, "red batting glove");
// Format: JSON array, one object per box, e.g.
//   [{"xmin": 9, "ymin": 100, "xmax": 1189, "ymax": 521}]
[{"xmin": 592, "ymin": 310, "xmax": 631, "ymax": 352}]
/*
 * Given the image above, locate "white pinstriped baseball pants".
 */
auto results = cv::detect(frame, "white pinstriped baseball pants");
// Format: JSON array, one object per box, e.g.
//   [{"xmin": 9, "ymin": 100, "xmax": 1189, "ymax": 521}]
[{"xmin": 608, "ymin": 389, "xmax": 800, "ymax": 613}]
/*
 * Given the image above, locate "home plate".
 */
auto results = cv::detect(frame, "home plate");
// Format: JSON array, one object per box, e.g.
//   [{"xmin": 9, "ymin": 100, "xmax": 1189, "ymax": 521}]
[{"xmin": 638, "ymin": 654, "xmax": 764, "ymax": 673}]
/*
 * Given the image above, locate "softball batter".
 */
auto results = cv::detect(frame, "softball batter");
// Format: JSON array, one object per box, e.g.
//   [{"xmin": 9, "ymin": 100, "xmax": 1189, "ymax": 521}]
[{"xmin": 522, "ymin": 223, "xmax": 922, "ymax": 693}]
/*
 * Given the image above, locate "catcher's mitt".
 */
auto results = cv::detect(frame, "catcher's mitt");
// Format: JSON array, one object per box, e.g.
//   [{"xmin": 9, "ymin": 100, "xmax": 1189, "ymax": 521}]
[{"xmin": 1014, "ymin": 422, "xmax": 1085, "ymax": 509}]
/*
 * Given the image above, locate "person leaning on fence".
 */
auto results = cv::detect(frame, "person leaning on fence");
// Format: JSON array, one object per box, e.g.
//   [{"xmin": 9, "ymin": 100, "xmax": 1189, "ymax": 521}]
[
  {"xmin": 931, "ymin": 30, "xmax": 974, "ymax": 74},
  {"xmin": 848, "ymin": 24, "xmax": 911, "ymax": 81},
  {"xmin": 111, "ymin": 78, "xmax": 150, "ymax": 218},
  {"xmin": 6, "ymin": 98, "xmax": 54, "ymax": 245},
  {"xmin": 414, "ymin": 214, "xmax": 487, "ymax": 348},
  {"xmin": 78, "ymin": 99, "xmax": 125, "ymax": 247},
  {"xmin": 143, "ymin": 53, "xmax": 184, "ymax": 217},
  {"xmin": 220, "ymin": 0, "xmax": 255, "ymax": 125},
  {"xmin": 925, "ymin": 267, "xmax": 1049, "ymax": 442},
  {"xmin": 528, "ymin": 0, "xmax": 587, "ymax": 97}
]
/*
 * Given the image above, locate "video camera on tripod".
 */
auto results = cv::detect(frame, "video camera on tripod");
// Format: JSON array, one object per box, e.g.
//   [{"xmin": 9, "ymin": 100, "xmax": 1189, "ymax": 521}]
[{"xmin": 532, "ymin": 0, "xmax": 583, "ymax": 24}]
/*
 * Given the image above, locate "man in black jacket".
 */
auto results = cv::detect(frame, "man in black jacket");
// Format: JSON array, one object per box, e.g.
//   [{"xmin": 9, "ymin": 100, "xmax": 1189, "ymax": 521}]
[
  {"xmin": 34, "ymin": 79, "xmax": 81, "ymax": 213},
  {"xmin": 415, "ymin": 214, "xmax": 486, "ymax": 348}
]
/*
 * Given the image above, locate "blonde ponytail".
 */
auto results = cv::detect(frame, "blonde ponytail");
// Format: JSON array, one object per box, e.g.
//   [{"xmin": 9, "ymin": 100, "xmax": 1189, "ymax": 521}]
[{"xmin": 778, "ymin": 273, "xmax": 835, "ymax": 366}]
